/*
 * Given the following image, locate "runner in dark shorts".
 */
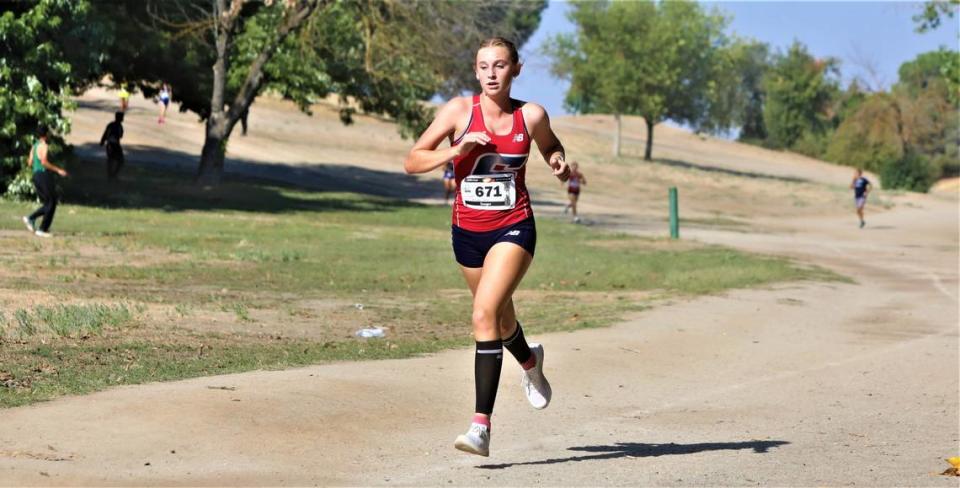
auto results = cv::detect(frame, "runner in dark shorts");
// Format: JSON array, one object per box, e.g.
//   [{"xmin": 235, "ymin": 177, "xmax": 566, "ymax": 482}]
[
  {"xmin": 563, "ymin": 161, "xmax": 586, "ymax": 223},
  {"xmin": 403, "ymin": 37, "xmax": 571, "ymax": 457},
  {"xmin": 442, "ymin": 161, "xmax": 456, "ymax": 204},
  {"xmin": 158, "ymin": 83, "xmax": 171, "ymax": 124},
  {"xmin": 850, "ymin": 168, "xmax": 872, "ymax": 228}
]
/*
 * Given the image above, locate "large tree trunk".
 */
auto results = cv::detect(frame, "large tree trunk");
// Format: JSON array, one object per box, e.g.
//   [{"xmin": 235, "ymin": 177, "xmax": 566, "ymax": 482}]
[
  {"xmin": 196, "ymin": 0, "xmax": 323, "ymax": 184},
  {"xmin": 612, "ymin": 112, "xmax": 621, "ymax": 157},
  {"xmin": 644, "ymin": 117, "xmax": 655, "ymax": 161},
  {"xmin": 197, "ymin": 116, "xmax": 232, "ymax": 185},
  {"xmin": 197, "ymin": 0, "xmax": 235, "ymax": 184}
]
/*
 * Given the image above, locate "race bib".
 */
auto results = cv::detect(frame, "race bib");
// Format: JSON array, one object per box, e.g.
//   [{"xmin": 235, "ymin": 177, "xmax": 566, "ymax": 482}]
[{"xmin": 461, "ymin": 174, "xmax": 516, "ymax": 210}]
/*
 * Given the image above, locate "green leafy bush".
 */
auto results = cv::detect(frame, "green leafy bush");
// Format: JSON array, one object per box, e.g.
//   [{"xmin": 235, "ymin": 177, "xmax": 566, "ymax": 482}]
[
  {"xmin": 880, "ymin": 150, "xmax": 937, "ymax": 192},
  {"xmin": 0, "ymin": 0, "xmax": 105, "ymax": 197}
]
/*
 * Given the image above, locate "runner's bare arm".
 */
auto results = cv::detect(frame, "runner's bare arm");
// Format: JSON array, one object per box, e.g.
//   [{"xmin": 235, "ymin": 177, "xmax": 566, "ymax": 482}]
[
  {"xmin": 38, "ymin": 145, "xmax": 67, "ymax": 176},
  {"xmin": 524, "ymin": 103, "xmax": 569, "ymax": 181},
  {"xmin": 405, "ymin": 97, "xmax": 487, "ymax": 174}
]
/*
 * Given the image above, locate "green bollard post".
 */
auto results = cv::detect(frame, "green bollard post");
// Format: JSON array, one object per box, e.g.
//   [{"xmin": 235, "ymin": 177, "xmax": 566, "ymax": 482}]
[{"xmin": 669, "ymin": 187, "xmax": 679, "ymax": 239}]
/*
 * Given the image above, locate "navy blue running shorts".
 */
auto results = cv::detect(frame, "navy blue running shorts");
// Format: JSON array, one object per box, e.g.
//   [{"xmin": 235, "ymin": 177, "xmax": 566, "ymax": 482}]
[{"xmin": 452, "ymin": 218, "xmax": 536, "ymax": 268}]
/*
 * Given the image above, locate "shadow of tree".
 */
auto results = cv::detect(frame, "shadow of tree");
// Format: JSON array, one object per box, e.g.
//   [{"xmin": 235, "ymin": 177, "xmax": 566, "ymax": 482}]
[
  {"xmin": 67, "ymin": 143, "xmax": 445, "ymax": 213},
  {"xmin": 477, "ymin": 440, "xmax": 790, "ymax": 470},
  {"xmin": 72, "ymin": 142, "xmax": 442, "ymax": 200},
  {"xmin": 656, "ymin": 158, "xmax": 809, "ymax": 184},
  {"xmin": 64, "ymin": 145, "xmax": 430, "ymax": 215},
  {"xmin": 76, "ymin": 98, "xmax": 124, "ymax": 112}
]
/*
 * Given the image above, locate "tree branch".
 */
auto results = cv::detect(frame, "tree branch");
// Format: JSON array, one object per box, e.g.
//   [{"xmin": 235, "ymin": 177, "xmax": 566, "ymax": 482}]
[{"xmin": 225, "ymin": 0, "xmax": 326, "ymax": 127}]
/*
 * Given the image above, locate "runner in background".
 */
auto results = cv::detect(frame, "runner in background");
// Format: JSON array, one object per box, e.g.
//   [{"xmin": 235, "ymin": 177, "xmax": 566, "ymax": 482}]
[
  {"xmin": 850, "ymin": 168, "xmax": 872, "ymax": 228},
  {"xmin": 118, "ymin": 83, "xmax": 130, "ymax": 112},
  {"xmin": 158, "ymin": 83, "xmax": 172, "ymax": 124},
  {"xmin": 563, "ymin": 161, "xmax": 586, "ymax": 223},
  {"xmin": 442, "ymin": 161, "xmax": 456, "ymax": 204}
]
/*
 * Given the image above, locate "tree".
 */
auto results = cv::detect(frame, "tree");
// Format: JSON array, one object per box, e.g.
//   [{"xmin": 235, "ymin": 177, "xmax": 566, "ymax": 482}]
[
  {"xmin": 141, "ymin": 0, "xmax": 327, "ymax": 184},
  {"xmin": 824, "ymin": 49, "xmax": 958, "ymax": 191},
  {"xmin": 914, "ymin": 0, "xmax": 959, "ymax": 33},
  {"xmin": 762, "ymin": 41, "xmax": 839, "ymax": 151},
  {"xmin": 897, "ymin": 47, "xmax": 960, "ymax": 106},
  {"xmin": 824, "ymin": 93, "xmax": 904, "ymax": 174},
  {"xmin": 96, "ymin": 0, "xmax": 546, "ymax": 184},
  {"xmin": 719, "ymin": 38, "xmax": 771, "ymax": 142},
  {"xmin": 823, "ymin": 93, "xmax": 938, "ymax": 192},
  {"xmin": 895, "ymin": 49, "xmax": 960, "ymax": 178},
  {"xmin": 0, "ymin": 0, "xmax": 109, "ymax": 197},
  {"xmin": 423, "ymin": 0, "xmax": 547, "ymax": 98},
  {"xmin": 545, "ymin": 0, "xmax": 731, "ymax": 160}
]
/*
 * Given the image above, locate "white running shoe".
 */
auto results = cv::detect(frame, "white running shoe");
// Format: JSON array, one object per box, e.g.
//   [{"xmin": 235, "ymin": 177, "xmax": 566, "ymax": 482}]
[
  {"xmin": 454, "ymin": 423, "xmax": 490, "ymax": 457},
  {"xmin": 522, "ymin": 343, "xmax": 552, "ymax": 409},
  {"xmin": 34, "ymin": 230, "xmax": 52, "ymax": 238},
  {"xmin": 22, "ymin": 216, "xmax": 34, "ymax": 232}
]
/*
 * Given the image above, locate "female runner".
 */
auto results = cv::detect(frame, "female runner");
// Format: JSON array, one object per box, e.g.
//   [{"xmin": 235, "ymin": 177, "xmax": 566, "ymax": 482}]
[{"xmin": 404, "ymin": 37, "xmax": 570, "ymax": 457}]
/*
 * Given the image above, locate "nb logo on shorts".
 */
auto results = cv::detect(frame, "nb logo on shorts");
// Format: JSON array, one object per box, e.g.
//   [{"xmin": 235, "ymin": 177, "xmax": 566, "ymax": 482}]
[
  {"xmin": 506, "ymin": 230, "xmax": 521, "ymax": 236},
  {"xmin": 513, "ymin": 133, "xmax": 524, "ymax": 142}
]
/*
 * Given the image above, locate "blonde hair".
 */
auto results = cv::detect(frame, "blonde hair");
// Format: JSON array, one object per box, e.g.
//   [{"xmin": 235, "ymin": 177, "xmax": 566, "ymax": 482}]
[{"xmin": 478, "ymin": 37, "xmax": 519, "ymax": 65}]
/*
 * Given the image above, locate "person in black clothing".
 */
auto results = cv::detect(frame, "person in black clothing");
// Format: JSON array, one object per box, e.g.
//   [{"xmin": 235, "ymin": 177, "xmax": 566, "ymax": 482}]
[
  {"xmin": 240, "ymin": 106, "xmax": 250, "ymax": 136},
  {"xmin": 100, "ymin": 111, "xmax": 125, "ymax": 180},
  {"xmin": 850, "ymin": 168, "xmax": 872, "ymax": 228}
]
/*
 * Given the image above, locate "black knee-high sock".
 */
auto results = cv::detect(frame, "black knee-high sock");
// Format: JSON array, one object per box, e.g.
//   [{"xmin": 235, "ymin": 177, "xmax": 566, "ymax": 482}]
[
  {"xmin": 474, "ymin": 339, "xmax": 503, "ymax": 415},
  {"xmin": 502, "ymin": 321, "xmax": 532, "ymax": 366}
]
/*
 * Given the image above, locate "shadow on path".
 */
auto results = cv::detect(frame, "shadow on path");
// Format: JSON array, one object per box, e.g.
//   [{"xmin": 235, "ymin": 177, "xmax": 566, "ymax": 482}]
[
  {"xmin": 655, "ymin": 158, "xmax": 809, "ymax": 184},
  {"xmin": 477, "ymin": 440, "xmax": 790, "ymax": 470},
  {"xmin": 76, "ymin": 98, "xmax": 123, "ymax": 112}
]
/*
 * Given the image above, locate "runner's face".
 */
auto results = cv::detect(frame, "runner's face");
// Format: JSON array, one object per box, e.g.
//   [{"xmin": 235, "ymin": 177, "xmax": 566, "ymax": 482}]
[{"xmin": 475, "ymin": 47, "xmax": 515, "ymax": 97}]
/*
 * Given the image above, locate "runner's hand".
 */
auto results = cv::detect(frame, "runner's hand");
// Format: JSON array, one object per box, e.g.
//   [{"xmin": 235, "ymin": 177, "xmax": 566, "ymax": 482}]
[
  {"xmin": 58, "ymin": 169, "xmax": 68, "ymax": 177},
  {"xmin": 550, "ymin": 154, "xmax": 570, "ymax": 182},
  {"xmin": 454, "ymin": 132, "xmax": 491, "ymax": 157}
]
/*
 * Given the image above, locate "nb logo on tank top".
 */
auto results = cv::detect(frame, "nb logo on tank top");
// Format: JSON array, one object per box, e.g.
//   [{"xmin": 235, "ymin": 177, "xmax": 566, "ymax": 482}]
[{"xmin": 513, "ymin": 133, "xmax": 524, "ymax": 143}]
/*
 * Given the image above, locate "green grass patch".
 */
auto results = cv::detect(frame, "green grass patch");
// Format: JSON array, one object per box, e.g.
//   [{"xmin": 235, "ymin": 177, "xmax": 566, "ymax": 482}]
[
  {"xmin": 0, "ymin": 334, "xmax": 464, "ymax": 408},
  {"xmin": 1, "ymin": 303, "xmax": 140, "ymax": 340},
  {"xmin": 0, "ymin": 162, "xmax": 843, "ymax": 407}
]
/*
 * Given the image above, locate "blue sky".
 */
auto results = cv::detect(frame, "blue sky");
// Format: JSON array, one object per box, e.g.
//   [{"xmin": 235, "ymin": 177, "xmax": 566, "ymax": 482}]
[{"xmin": 511, "ymin": 1, "xmax": 959, "ymax": 117}]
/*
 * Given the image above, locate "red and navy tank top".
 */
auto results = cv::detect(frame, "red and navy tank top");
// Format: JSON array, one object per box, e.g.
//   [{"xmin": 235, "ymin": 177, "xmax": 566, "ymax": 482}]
[{"xmin": 452, "ymin": 95, "xmax": 532, "ymax": 232}]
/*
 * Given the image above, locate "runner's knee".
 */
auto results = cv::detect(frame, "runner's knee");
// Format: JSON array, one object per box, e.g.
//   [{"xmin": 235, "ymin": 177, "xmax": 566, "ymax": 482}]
[{"xmin": 472, "ymin": 306, "xmax": 499, "ymax": 335}]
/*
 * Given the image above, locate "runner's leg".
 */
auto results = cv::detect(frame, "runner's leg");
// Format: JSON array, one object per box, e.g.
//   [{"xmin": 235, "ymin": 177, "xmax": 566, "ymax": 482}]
[
  {"xmin": 460, "ymin": 243, "xmax": 532, "ymax": 412},
  {"xmin": 38, "ymin": 173, "xmax": 58, "ymax": 232},
  {"xmin": 28, "ymin": 173, "xmax": 50, "ymax": 223}
]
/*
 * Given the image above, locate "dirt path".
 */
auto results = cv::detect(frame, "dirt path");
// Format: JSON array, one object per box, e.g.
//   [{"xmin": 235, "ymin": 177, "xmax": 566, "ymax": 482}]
[{"xmin": 1, "ymin": 89, "xmax": 956, "ymax": 486}]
